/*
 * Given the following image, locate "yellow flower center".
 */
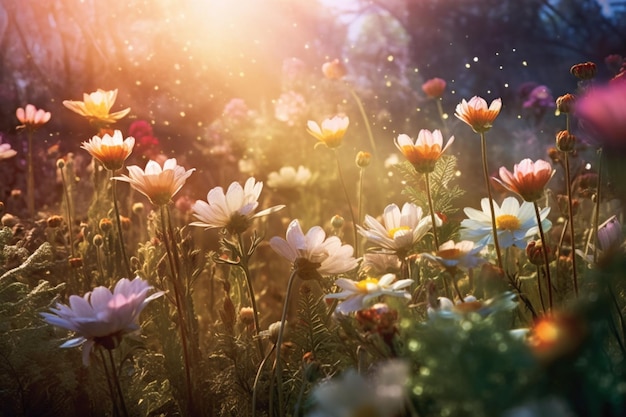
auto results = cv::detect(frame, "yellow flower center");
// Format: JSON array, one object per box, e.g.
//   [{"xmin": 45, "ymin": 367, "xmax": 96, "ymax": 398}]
[
  {"xmin": 355, "ymin": 277, "xmax": 379, "ymax": 292},
  {"xmin": 496, "ymin": 214, "xmax": 521, "ymax": 231},
  {"xmin": 388, "ymin": 225, "xmax": 411, "ymax": 238}
]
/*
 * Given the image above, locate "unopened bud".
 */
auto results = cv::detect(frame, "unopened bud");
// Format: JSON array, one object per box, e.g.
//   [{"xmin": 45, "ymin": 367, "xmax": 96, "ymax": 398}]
[
  {"xmin": 56, "ymin": 159, "xmax": 66, "ymax": 169},
  {"xmin": 99, "ymin": 218, "xmax": 113, "ymax": 232},
  {"xmin": 322, "ymin": 59, "xmax": 347, "ymax": 80},
  {"xmin": 47, "ymin": 215, "xmax": 63, "ymax": 228},
  {"xmin": 331, "ymin": 214, "xmax": 344, "ymax": 229},
  {"xmin": 421, "ymin": 77, "xmax": 447, "ymax": 99},
  {"xmin": 239, "ymin": 307, "xmax": 255, "ymax": 326},
  {"xmin": 555, "ymin": 94, "xmax": 576, "ymax": 114},
  {"xmin": 355, "ymin": 151, "xmax": 371, "ymax": 168},
  {"xmin": 556, "ymin": 130, "xmax": 576, "ymax": 153},
  {"xmin": 570, "ymin": 62, "xmax": 596, "ymax": 80},
  {"xmin": 132, "ymin": 202, "xmax": 145, "ymax": 215},
  {"xmin": 93, "ymin": 234, "xmax": 104, "ymax": 247}
]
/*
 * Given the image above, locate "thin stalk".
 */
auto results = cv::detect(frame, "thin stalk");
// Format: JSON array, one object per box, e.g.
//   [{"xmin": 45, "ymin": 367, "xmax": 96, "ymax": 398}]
[
  {"xmin": 159, "ymin": 206, "xmax": 195, "ymax": 414},
  {"xmin": 533, "ymin": 202, "xmax": 553, "ymax": 310},
  {"xmin": 107, "ymin": 349, "xmax": 129, "ymax": 417},
  {"xmin": 347, "ymin": 85, "xmax": 377, "ymax": 155},
  {"xmin": 99, "ymin": 349, "xmax": 121, "ymax": 417},
  {"xmin": 435, "ymin": 99, "xmax": 450, "ymax": 139},
  {"xmin": 252, "ymin": 344, "xmax": 275, "ymax": 417},
  {"xmin": 111, "ymin": 176, "xmax": 131, "ymax": 277},
  {"xmin": 293, "ymin": 370, "xmax": 308, "ymax": 417},
  {"xmin": 59, "ymin": 164, "xmax": 75, "ymax": 257},
  {"xmin": 334, "ymin": 150, "xmax": 358, "ymax": 249},
  {"xmin": 535, "ymin": 265, "xmax": 547, "ymax": 314},
  {"xmin": 26, "ymin": 130, "xmax": 35, "ymax": 218},
  {"xmin": 274, "ymin": 269, "xmax": 298, "ymax": 417},
  {"xmin": 236, "ymin": 233, "xmax": 264, "ymax": 356},
  {"xmin": 424, "ymin": 172, "xmax": 440, "ymax": 249},
  {"xmin": 563, "ymin": 153, "xmax": 579, "ymax": 295},
  {"xmin": 447, "ymin": 270, "xmax": 464, "ymax": 301},
  {"xmin": 593, "ymin": 148, "xmax": 603, "ymax": 264},
  {"xmin": 357, "ymin": 167, "xmax": 365, "ymax": 255},
  {"xmin": 479, "ymin": 132, "xmax": 503, "ymax": 268}
]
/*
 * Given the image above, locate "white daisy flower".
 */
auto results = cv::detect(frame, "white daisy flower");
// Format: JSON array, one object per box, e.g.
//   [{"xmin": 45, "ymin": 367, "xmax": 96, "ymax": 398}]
[
  {"xmin": 266, "ymin": 165, "xmax": 312, "ymax": 189},
  {"xmin": 421, "ymin": 240, "xmax": 486, "ymax": 270},
  {"xmin": 190, "ymin": 177, "xmax": 284, "ymax": 234},
  {"xmin": 358, "ymin": 203, "xmax": 438, "ymax": 253},
  {"xmin": 325, "ymin": 273, "xmax": 413, "ymax": 313},
  {"xmin": 270, "ymin": 219, "xmax": 358, "ymax": 280},
  {"xmin": 460, "ymin": 196, "xmax": 551, "ymax": 249}
]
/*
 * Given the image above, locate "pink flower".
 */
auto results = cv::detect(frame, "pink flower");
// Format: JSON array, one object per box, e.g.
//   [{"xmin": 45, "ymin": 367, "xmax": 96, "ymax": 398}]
[
  {"xmin": 41, "ymin": 277, "xmax": 163, "ymax": 366},
  {"xmin": 455, "ymin": 96, "xmax": 502, "ymax": 133},
  {"xmin": 422, "ymin": 77, "xmax": 446, "ymax": 98},
  {"xmin": 0, "ymin": 137, "xmax": 17, "ymax": 160},
  {"xmin": 576, "ymin": 81, "xmax": 626, "ymax": 150},
  {"xmin": 494, "ymin": 158, "xmax": 555, "ymax": 202},
  {"xmin": 113, "ymin": 158, "xmax": 195, "ymax": 206},
  {"xmin": 16, "ymin": 104, "xmax": 51, "ymax": 129}
]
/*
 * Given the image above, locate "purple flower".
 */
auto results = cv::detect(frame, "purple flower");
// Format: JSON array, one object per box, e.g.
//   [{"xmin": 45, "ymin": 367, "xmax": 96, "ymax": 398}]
[{"xmin": 41, "ymin": 277, "xmax": 163, "ymax": 365}]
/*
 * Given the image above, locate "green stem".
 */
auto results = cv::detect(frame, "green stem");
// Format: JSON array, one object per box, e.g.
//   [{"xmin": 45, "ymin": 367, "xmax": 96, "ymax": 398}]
[
  {"xmin": 99, "ymin": 348, "xmax": 121, "ymax": 417},
  {"xmin": 159, "ymin": 206, "xmax": 195, "ymax": 414},
  {"xmin": 334, "ymin": 150, "xmax": 359, "ymax": 249},
  {"xmin": 59, "ymin": 165, "xmax": 75, "ymax": 258},
  {"xmin": 563, "ymin": 152, "xmax": 579, "ymax": 296},
  {"xmin": 435, "ymin": 99, "xmax": 450, "ymax": 139},
  {"xmin": 347, "ymin": 85, "xmax": 377, "ymax": 155},
  {"xmin": 479, "ymin": 132, "xmax": 503, "ymax": 268},
  {"xmin": 535, "ymin": 265, "xmax": 546, "ymax": 314},
  {"xmin": 26, "ymin": 130, "xmax": 35, "ymax": 219},
  {"xmin": 236, "ymin": 233, "xmax": 264, "ymax": 356},
  {"xmin": 252, "ymin": 344, "xmax": 275, "ymax": 417},
  {"xmin": 425, "ymin": 172, "xmax": 440, "ymax": 249},
  {"xmin": 107, "ymin": 349, "xmax": 129, "ymax": 417},
  {"xmin": 111, "ymin": 176, "xmax": 131, "ymax": 277},
  {"xmin": 534, "ymin": 202, "xmax": 553, "ymax": 310},
  {"xmin": 593, "ymin": 148, "xmax": 603, "ymax": 264},
  {"xmin": 357, "ymin": 167, "xmax": 365, "ymax": 257},
  {"xmin": 274, "ymin": 269, "xmax": 298, "ymax": 417}
]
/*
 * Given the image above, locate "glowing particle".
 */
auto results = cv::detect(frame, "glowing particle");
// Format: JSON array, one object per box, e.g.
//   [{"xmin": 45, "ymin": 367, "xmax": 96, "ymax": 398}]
[
  {"xmin": 522, "ymin": 61, "xmax": 528, "ymax": 66},
  {"xmin": 473, "ymin": 56, "xmax": 478, "ymax": 62},
  {"xmin": 180, "ymin": 112, "xmax": 186, "ymax": 117},
  {"xmin": 504, "ymin": 83, "xmax": 509, "ymax": 88},
  {"xmin": 154, "ymin": 85, "xmax": 159, "ymax": 90},
  {"xmin": 385, "ymin": 80, "xmax": 392, "ymax": 87},
  {"xmin": 585, "ymin": 163, "xmax": 592, "ymax": 170},
  {"xmin": 135, "ymin": 80, "xmax": 142, "ymax": 86},
  {"xmin": 442, "ymin": 113, "xmax": 449, "ymax": 119},
  {"xmin": 387, "ymin": 55, "xmax": 394, "ymax": 62},
  {"xmin": 465, "ymin": 63, "xmax": 471, "ymax": 68},
  {"xmin": 239, "ymin": 72, "xmax": 245, "ymax": 77}
]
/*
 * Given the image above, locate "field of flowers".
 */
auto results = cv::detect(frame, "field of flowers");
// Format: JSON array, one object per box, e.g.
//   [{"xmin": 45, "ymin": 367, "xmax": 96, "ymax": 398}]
[{"xmin": 1, "ymin": 53, "xmax": 625, "ymax": 417}]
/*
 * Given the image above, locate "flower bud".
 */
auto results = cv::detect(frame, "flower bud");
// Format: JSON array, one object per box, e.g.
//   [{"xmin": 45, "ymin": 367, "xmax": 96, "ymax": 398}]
[
  {"xmin": 93, "ymin": 234, "xmax": 104, "ymax": 247},
  {"xmin": 47, "ymin": 215, "xmax": 63, "ymax": 228},
  {"xmin": 526, "ymin": 240, "xmax": 553, "ymax": 266},
  {"xmin": 69, "ymin": 257, "xmax": 84, "ymax": 268},
  {"xmin": 570, "ymin": 62, "xmax": 596, "ymax": 80},
  {"xmin": 421, "ymin": 77, "xmax": 447, "ymax": 98},
  {"xmin": 56, "ymin": 158, "xmax": 66, "ymax": 169},
  {"xmin": 99, "ymin": 218, "xmax": 113, "ymax": 232},
  {"xmin": 239, "ymin": 307, "xmax": 255, "ymax": 327},
  {"xmin": 119, "ymin": 215, "xmax": 131, "ymax": 231},
  {"xmin": 132, "ymin": 202, "xmax": 145, "ymax": 215},
  {"xmin": 331, "ymin": 214, "xmax": 344, "ymax": 229},
  {"xmin": 555, "ymin": 94, "xmax": 575, "ymax": 113},
  {"xmin": 556, "ymin": 130, "xmax": 576, "ymax": 153},
  {"xmin": 322, "ymin": 59, "xmax": 347, "ymax": 80},
  {"xmin": 355, "ymin": 151, "xmax": 371, "ymax": 168}
]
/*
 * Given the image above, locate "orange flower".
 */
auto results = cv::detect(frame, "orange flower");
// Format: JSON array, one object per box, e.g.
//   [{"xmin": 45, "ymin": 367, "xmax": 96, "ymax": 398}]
[
  {"xmin": 421, "ymin": 77, "xmax": 446, "ymax": 98},
  {"xmin": 455, "ymin": 96, "xmax": 502, "ymax": 133},
  {"xmin": 306, "ymin": 116, "xmax": 349, "ymax": 149},
  {"xmin": 495, "ymin": 158, "xmax": 554, "ymax": 202},
  {"xmin": 16, "ymin": 104, "xmax": 51, "ymax": 129},
  {"xmin": 81, "ymin": 130, "xmax": 135, "ymax": 171},
  {"xmin": 113, "ymin": 158, "xmax": 195, "ymax": 206},
  {"xmin": 322, "ymin": 59, "xmax": 347, "ymax": 80},
  {"xmin": 63, "ymin": 89, "xmax": 130, "ymax": 126},
  {"xmin": 394, "ymin": 129, "xmax": 454, "ymax": 173}
]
